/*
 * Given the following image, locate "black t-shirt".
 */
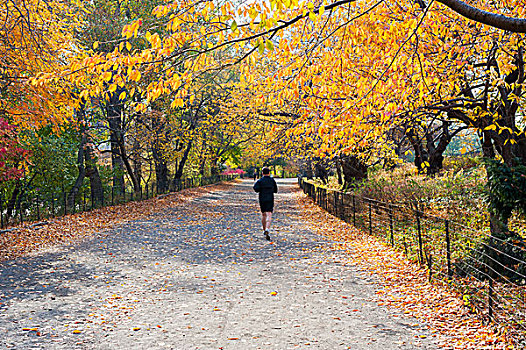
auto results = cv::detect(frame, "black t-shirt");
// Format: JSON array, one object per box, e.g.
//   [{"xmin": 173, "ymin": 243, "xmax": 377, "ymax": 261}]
[{"xmin": 253, "ymin": 176, "xmax": 278, "ymax": 202}]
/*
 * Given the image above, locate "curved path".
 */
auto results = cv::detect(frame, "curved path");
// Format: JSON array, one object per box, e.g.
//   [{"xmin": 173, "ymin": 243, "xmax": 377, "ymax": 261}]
[{"xmin": 0, "ymin": 179, "xmax": 435, "ymax": 349}]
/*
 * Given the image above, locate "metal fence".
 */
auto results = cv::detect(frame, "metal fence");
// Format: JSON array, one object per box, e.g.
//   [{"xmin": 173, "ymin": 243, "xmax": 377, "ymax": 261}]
[
  {"xmin": 299, "ymin": 178, "xmax": 525, "ymax": 344},
  {"xmin": 0, "ymin": 174, "xmax": 237, "ymax": 229}
]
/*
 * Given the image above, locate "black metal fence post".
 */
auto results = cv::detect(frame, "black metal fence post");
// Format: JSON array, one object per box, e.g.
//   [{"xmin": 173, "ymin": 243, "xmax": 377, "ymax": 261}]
[
  {"xmin": 416, "ymin": 209, "xmax": 423, "ymax": 265},
  {"xmin": 488, "ymin": 278, "xmax": 494, "ymax": 320},
  {"xmin": 0, "ymin": 194, "xmax": 4, "ymax": 228},
  {"xmin": 37, "ymin": 194, "xmax": 41, "ymax": 221},
  {"xmin": 428, "ymin": 254, "xmax": 433, "ymax": 283},
  {"xmin": 63, "ymin": 188, "xmax": 67, "ymax": 216},
  {"xmin": 334, "ymin": 192, "xmax": 338, "ymax": 218},
  {"xmin": 18, "ymin": 195, "xmax": 23, "ymax": 224},
  {"xmin": 51, "ymin": 193, "xmax": 55, "ymax": 217},
  {"xmin": 352, "ymin": 195, "xmax": 356, "ymax": 226},
  {"xmin": 368, "ymin": 200, "xmax": 372, "ymax": 235},
  {"xmin": 389, "ymin": 205, "xmax": 394, "ymax": 246},
  {"xmin": 445, "ymin": 219, "xmax": 452, "ymax": 278}
]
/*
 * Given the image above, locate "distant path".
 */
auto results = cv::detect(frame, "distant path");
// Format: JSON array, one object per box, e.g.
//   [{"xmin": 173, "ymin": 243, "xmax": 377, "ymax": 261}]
[{"xmin": 0, "ymin": 179, "xmax": 435, "ymax": 349}]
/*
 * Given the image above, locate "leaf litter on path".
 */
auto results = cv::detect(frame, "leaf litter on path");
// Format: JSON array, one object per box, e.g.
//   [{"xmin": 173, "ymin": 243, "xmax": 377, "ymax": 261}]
[
  {"xmin": 0, "ymin": 181, "xmax": 238, "ymax": 262},
  {"xmin": 297, "ymin": 191, "xmax": 516, "ymax": 350}
]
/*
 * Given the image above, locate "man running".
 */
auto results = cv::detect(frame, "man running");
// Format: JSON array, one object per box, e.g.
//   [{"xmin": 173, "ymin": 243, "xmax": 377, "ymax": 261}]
[{"xmin": 253, "ymin": 166, "xmax": 278, "ymax": 240}]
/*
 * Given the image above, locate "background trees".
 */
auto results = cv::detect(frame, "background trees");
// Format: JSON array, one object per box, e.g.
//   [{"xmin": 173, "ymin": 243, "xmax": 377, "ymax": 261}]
[{"xmin": 5, "ymin": 0, "xmax": 526, "ymax": 237}]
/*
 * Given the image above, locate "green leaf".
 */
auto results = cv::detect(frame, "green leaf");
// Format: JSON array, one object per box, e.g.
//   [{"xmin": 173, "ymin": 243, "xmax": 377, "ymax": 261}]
[
  {"xmin": 230, "ymin": 20, "xmax": 237, "ymax": 31},
  {"xmin": 265, "ymin": 39, "xmax": 274, "ymax": 51}
]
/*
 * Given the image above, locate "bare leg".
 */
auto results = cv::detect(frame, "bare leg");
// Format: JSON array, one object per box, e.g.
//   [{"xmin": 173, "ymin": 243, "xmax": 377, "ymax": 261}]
[
  {"xmin": 265, "ymin": 212, "xmax": 272, "ymax": 231},
  {"xmin": 261, "ymin": 212, "xmax": 267, "ymax": 231}
]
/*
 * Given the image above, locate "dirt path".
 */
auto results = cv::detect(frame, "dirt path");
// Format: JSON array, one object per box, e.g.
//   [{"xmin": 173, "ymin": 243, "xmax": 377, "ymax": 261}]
[{"xmin": 0, "ymin": 179, "xmax": 436, "ymax": 349}]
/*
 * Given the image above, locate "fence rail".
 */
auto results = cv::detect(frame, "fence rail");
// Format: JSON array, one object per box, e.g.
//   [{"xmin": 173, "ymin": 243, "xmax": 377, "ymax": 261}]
[
  {"xmin": 0, "ymin": 174, "xmax": 237, "ymax": 230},
  {"xmin": 299, "ymin": 177, "xmax": 526, "ymax": 345}
]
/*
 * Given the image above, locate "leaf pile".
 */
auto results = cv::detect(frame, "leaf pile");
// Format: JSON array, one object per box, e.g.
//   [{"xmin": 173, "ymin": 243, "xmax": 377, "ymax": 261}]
[
  {"xmin": 298, "ymin": 192, "xmax": 516, "ymax": 349},
  {"xmin": 0, "ymin": 181, "xmax": 237, "ymax": 262}
]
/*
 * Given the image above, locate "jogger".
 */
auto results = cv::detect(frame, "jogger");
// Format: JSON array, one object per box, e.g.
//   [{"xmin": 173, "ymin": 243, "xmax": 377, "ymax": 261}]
[{"xmin": 253, "ymin": 167, "xmax": 278, "ymax": 240}]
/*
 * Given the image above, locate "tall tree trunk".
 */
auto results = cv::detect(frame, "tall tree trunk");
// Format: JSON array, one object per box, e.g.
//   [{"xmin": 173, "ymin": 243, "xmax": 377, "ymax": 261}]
[
  {"xmin": 85, "ymin": 143, "xmax": 104, "ymax": 206},
  {"xmin": 68, "ymin": 106, "xmax": 87, "ymax": 208},
  {"xmin": 152, "ymin": 143, "xmax": 168, "ymax": 193},
  {"xmin": 341, "ymin": 155, "xmax": 367, "ymax": 188},
  {"xmin": 106, "ymin": 92, "xmax": 125, "ymax": 193},
  {"xmin": 132, "ymin": 113, "xmax": 142, "ymax": 187},
  {"xmin": 314, "ymin": 160, "xmax": 328, "ymax": 184},
  {"xmin": 336, "ymin": 158, "xmax": 343, "ymax": 186},
  {"xmin": 116, "ymin": 135, "xmax": 140, "ymax": 193},
  {"xmin": 174, "ymin": 140, "xmax": 192, "ymax": 180},
  {"xmin": 68, "ymin": 134, "xmax": 86, "ymax": 209},
  {"xmin": 406, "ymin": 127, "xmax": 427, "ymax": 173},
  {"xmin": 133, "ymin": 138, "xmax": 142, "ymax": 188},
  {"xmin": 6, "ymin": 180, "xmax": 20, "ymax": 219},
  {"xmin": 210, "ymin": 155, "xmax": 220, "ymax": 176}
]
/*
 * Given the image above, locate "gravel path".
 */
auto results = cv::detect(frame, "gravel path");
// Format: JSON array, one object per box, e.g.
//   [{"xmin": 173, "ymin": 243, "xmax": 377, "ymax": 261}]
[{"xmin": 0, "ymin": 179, "xmax": 436, "ymax": 349}]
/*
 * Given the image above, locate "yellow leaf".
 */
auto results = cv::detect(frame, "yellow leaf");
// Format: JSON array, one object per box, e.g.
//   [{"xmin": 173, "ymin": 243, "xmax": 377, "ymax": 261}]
[
  {"xmin": 93, "ymin": 41, "xmax": 99, "ymax": 50},
  {"xmin": 484, "ymin": 124, "xmax": 496, "ymax": 131}
]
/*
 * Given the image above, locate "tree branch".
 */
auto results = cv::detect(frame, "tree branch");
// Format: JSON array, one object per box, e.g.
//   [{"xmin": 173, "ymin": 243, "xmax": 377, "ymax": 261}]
[{"xmin": 436, "ymin": 0, "xmax": 526, "ymax": 33}]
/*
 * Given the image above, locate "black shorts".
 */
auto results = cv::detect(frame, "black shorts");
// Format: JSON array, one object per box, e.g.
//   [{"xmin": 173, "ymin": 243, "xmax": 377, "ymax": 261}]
[{"xmin": 259, "ymin": 200, "xmax": 274, "ymax": 213}]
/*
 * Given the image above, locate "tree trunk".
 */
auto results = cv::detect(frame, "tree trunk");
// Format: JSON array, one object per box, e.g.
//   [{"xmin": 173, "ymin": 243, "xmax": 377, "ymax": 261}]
[
  {"xmin": 314, "ymin": 160, "xmax": 328, "ymax": 184},
  {"xmin": 85, "ymin": 143, "xmax": 104, "ymax": 206},
  {"xmin": 68, "ymin": 134, "xmax": 86, "ymax": 209},
  {"xmin": 341, "ymin": 155, "xmax": 367, "ymax": 188},
  {"xmin": 152, "ymin": 143, "xmax": 169, "ymax": 193},
  {"xmin": 68, "ymin": 106, "xmax": 87, "ymax": 209},
  {"xmin": 6, "ymin": 180, "xmax": 20, "ymax": 219},
  {"xmin": 173, "ymin": 140, "xmax": 192, "ymax": 180},
  {"xmin": 116, "ymin": 135, "xmax": 140, "ymax": 193},
  {"xmin": 336, "ymin": 158, "xmax": 343, "ymax": 186},
  {"xmin": 406, "ymin": 127, "xmax": 428, "ymax": 174},
  {"xmin": 106, "ymin": 91, "xmax": 125, "ymax": 193}
]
